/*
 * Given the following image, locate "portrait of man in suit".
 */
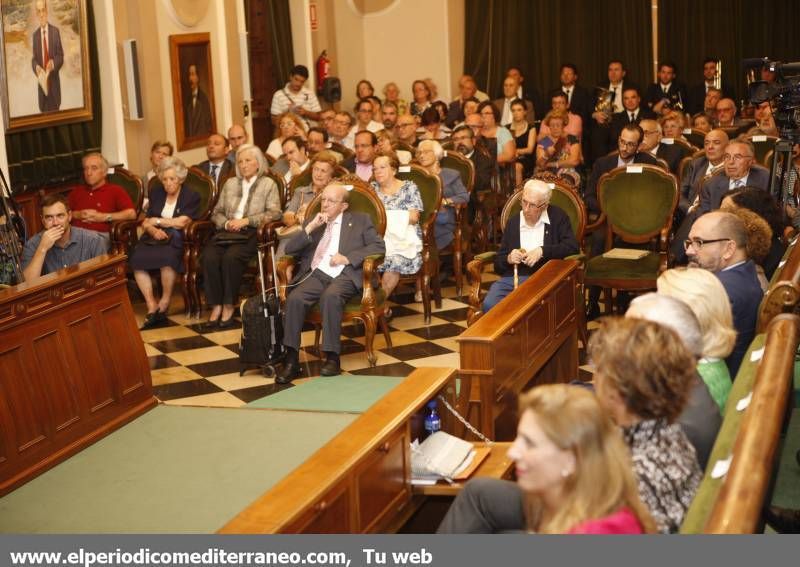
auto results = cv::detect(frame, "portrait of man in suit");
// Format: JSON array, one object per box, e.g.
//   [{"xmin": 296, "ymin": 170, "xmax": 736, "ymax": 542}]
[
  {"xmin": 31, "ymin": 0, "xmax": 64, "ymax": 112},
  {"xmin": 183, "ymin": 63, "xmax": 212, "ymax": 138}
]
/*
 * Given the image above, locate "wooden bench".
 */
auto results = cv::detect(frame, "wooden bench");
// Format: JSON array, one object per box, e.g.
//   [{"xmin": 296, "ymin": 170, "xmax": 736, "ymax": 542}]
[
  {"xmin": 681, "ymin": 314, "xmax": 800, "ymax": 533},
  {"xmin": 456, "ymin": 259, "xmax": 579, "ymax": 440}
]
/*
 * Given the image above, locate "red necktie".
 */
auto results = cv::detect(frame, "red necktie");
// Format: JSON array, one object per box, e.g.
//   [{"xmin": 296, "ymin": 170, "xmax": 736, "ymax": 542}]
[{"xmin": 42, "ymin": 29, "xmax": 49, "ymax": 68}]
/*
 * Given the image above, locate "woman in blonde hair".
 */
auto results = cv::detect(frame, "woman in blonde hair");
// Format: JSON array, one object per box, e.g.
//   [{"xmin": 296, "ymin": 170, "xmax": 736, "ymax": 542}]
[
  {"xmin": 439, "ymin": 384, "xmax": 655, "ymax": 534},
  {"xmin": 658, "ymin": 268, "xmax": 737, "ymax": 412}
]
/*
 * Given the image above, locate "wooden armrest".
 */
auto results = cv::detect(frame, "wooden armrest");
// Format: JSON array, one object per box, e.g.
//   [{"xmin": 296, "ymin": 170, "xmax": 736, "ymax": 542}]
[
  {"xmin": 276, "ymin": 255, "xmax": 297, "ymax": 302},
  {"xmin": 360, "ymin": 254, "xmax": 385, "ymax": 309},
  {"xmin": 565, "ymin": 253, "xmax": 586, "ymax": 263},
  {"xmin": 110, "ymin": 219, "xmax": 141, "ymax": 244},
  {"xmin": 258, "ymin": 219, "xmax": 286, "ymax": 243},
  {"xmin": 186, "ymin": 219, "xmax": 215, "ymax": 243},
  {"xmin": 584, "ymin": 213, "xmax": 605, "ymax": 234}
]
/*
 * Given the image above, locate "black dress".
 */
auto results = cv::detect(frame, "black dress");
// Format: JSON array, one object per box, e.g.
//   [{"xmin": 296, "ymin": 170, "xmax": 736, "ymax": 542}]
[
  {"xmin": 508, "ymin": 123, "xmax": 535, "ymax": 178},
  {"xmin": 129, "ymin": 185, "xmax": 200, "ymax": 273}
]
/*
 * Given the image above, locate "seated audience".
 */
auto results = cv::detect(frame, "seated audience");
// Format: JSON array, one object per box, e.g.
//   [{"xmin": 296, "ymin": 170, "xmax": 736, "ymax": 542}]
[
  {"xmin": 494, "ymin": 75, "xmax": 535, "ymax": 126},
  {"xmin": 678, "ymin": 129, "xmax": 728, "ymax": 220},
  {"xmin": 382, "ymin": 82, "xmax": 408, "ymax": 116},
  {"xmin": 343, "ymin": 130, "xmax": 377, "ymax": 181},
  {"xmin": 447, "ymin": 77, "xmax": 480, "ymax": 127},
  {"xmin": 686, "ymin": 211, "xmax": 763, "ymax": 377},
  {"xmin": 371, "ymin": 153, "xmax": 423, "ymax": 316},
  {"xmin": 537, "ymin": 92, "xmax": 582, "ymax": 141},
  {"xmin": 607, "ymin": 87, "xmax": 655, "ymax": 153},
  {"xmin": 410, "ymin": 79, "xmax": 432, "ymax": 117},
  {"xmin": 535, "ymin": 110, "xmax": 582, "ymax": 187},
  {"xmin": 226, "ymin": 124, "xmax": 248, "ymax": 164},
  {"xmin": 703, "ymin": 88, "xmax": 722, "ymax": 123},
  {"xmin": 331, "ymin": 112, "xmax": 355, "ymax": 149},
  {"xmin": 418, "ymin": 107, "xmax": 449, "ymax": 141},
  {"xmin": 22, "ymin": 193, "xmax": 107, "ymax": 281},
  {"xmin": 395, "ymin": 114, "xmax": 419, "ymax": 148},
  {"xmin": 69, "ymin": 153, "xmax": 137, "ymax": 247},
  {"xmin": 381, "ymin": 101, "xmax": 399, "ymax": 130},
  {"xmin": 477, "ymin": 100, "xmax": 516, "ymax": 164},
  {"xmin": 698, "ymin": 140, "xmax": 769, "ymax": 214},
  {"xmin": 439, "ymin": 384, "xmax": 655, "ymax": 534},
  {"xmin": 266, "ymin": 112, "xmax": 306, "ymax": 160},
  {"xmin": 375, "ymin": 129, "xmax": 411, "ymax": 165},
  {"xmin": 644, "ymin": 61, "xmax": 688, "ymax": 116},
  {"xmin": 306, "ymin": 126, "xmax": 342, "ymax": 162},
  {"xmin": 349, "ymin": 98, "xmax": 383, "ymax": 138},
  {"xmin": 130, "ymin": 156, "xmax": 200, "ymax": 330},
  {"xmin": 660, "ymin": 111, "xmax": 689, "ymax": 144},
  {"xmin": 638, "ymin": 119, "xmax": 684, "ymax": 174},
  {"xmin": 452, "ymin": 125, "xmax": 492, "ymax": 193},
  {"xmin": 691, "ymin": 113, "xmax": 713, "ymax": 133},
  {"xmin": 319, "ymin": 109, "xmax": 337, "ymax": 137},
  {"xmin": 714, "ymin": 98, "xmax": 743, "ymax": 129},
  {"xmin": 277, "ymin": 183, "xmax": 385, "ymax": 383},
  {"xmin": 509, "ymin": 99, "xmax": 537, "ymax": 183},
  {"xmin": 355, "ymin": 79, "xmax": 374, "ymax": 100},
  {"xmin": 624, "ymin": 293, "xmax": 722, "ymax": 470},
  {"xmin": 778, "ymin": 143, "xmax": 800, "ymax": 231},
  {"xmin": 196, "ymin": 133, "xmax": 234, "ymax": 188},
  {"xmin": 281, "ymin": 151, "xmax": 337, "ymax": 235},
  {"xmin": 657, "ymin": 268, "xmax": 737, "ymax": 413},
  {"xmin": 482, "ymin": 179, "xmax": 578, "ymax": 312},
  {"xmin": 368, "ymin": 95, "xmax": 384, "ymax": 122},
  {"xmin": 202, "ymin": 144, "xmax": 281, "ymax": 328},
  {"xmin": 142, "ymin": 140, "xmax": 174, "ymax": 186},
  {"xmin": 415, "ymin": 140, "xmax": 469, "ymax": 249},
  {"xmin": 272, "ymin": 135, "xmax": 311, "ymax": 185}
]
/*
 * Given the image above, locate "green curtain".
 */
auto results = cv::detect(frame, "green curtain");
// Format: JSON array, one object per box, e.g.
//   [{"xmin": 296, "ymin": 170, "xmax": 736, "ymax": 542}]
[
  {"xmin": 464, "ymin": 0, "xmax": 653, "ymax": 107},
  {"xmin": 5, "ymin": 1, "xmax": 101, "ymax": 191},
  {"xmin": 264, "ymin": 0, "xmax": 294, "ymax": 88}
]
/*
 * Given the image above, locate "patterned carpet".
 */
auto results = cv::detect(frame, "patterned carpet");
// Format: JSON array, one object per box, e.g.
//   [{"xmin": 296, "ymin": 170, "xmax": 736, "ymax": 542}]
[{"xmin": 134, "ymin": 272, "xmax": 595, "ymax": 408}]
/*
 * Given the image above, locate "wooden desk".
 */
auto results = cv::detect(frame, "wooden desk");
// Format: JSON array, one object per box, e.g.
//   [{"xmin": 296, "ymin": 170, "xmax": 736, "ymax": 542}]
[
  {"xmin": 0, "ymin": 255, "xmax": 157, "ymax": 496},
  {"xmin": 413, "ymin": 442, "xmax": 514, "ymax": 497},
  {"xmin": 457, "ymin": 259, "xmax": 579, "ymax": 440},
  {"xmin": 218, "ymin": 367, "xmax": 458, "ymax": 534}
]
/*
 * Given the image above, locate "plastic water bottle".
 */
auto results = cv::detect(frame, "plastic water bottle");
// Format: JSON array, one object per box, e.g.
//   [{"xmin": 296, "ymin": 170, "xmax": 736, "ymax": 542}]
[{"xmin": 424, "ymin": 400, "xmax": 441, "ymax": 437}]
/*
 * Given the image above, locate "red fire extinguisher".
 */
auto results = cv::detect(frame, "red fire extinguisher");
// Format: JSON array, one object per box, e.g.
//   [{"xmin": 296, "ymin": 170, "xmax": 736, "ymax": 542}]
[{"xmin": 316, "ymin": 50, "xmax": 329, "ymax": 95}]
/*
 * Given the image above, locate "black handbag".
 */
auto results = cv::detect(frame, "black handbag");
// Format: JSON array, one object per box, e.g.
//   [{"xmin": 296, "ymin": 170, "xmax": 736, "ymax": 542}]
[{"xmin": 213, "ymin": 228, "xmax": 253, "ymax": 245}]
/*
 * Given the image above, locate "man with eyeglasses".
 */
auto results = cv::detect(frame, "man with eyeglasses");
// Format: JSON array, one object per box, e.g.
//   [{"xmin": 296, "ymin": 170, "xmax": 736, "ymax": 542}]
[
  {"xmin": 330, "ymin": 112, "xmax": 354, "ymax": 149},
  {"xmin": 278, "ymin": 183, "xmax": 385, "ymax": 383},
  {"xmin": 698, "ymin": 140, "xmax": 769, "ymax": 214},
  {"xmin": 395, "ymin": 114, "xmax": 419, "ymax": 147},
  {"xmin": 638, "ymin": 118, "xmax": 685, "ymax": 174},
  {"xmin": 342, "ymin": 130, "xmax": 377, "ymax": 181},
  {"xmin": 714, "ymin": 98, "xmax": 743, "ymax": 129},
  {"xmin": 480, "ymin": 179, "xmax": 578, "ymax": 313},
  {"xmin": 452, "ymin": 125, "xmax": 492, "ymax": 193},
  {"xmin": 679, "ymin": 129, "xmax": 729, "ymax": 218},
  {"xmin": 686, "ymin": 211, "xmax": 762, "ymax": 376},
  {"xmin": 349, "ymin": 99, "xmax": 383, "ymax": 139},
  {"xmin": 606, "ymin": 87, "xmax": 655, "ymax": 155}
]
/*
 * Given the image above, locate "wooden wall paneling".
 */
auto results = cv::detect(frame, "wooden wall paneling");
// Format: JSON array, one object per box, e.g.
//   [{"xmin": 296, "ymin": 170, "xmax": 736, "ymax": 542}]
[
  {"xmin": 31, "ymin": 329, "xmax": 83, "ymax": 432},
  {"xmin": 65, "ymin": 314, "xmax": 117, "ymax": 413},
  {"xmin": 0, "ymin": 344, "xmax": 49, "ymax": 457},
  {"xmin": 355, "ymin": 426, "xmax": 409, "ymax": 533}
]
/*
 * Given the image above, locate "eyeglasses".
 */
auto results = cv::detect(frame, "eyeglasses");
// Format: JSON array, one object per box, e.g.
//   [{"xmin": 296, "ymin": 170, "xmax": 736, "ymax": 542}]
[
  {"xmin": 521, "ymin": 199, "xmax": 547, "ymax": 210},
  {"xmin": 320, "ymin": 197, "xmax": 343, "ymax": 204},
  {"xmin": 618, "ymin": 139, "xmax": 639, "ymax": 148},
  {"xmin": 684, "ymin": 237, "xmax": 731, "ymax": 250},
  {"xmin": 723, "ymin": 153, "xmax": 752, "ymax": 162}
]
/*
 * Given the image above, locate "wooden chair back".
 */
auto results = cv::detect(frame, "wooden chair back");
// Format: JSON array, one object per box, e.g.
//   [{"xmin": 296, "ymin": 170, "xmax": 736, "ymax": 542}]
[{"xmin": 108, "ymin": 166, "xmax": 144, "ymax": 213}]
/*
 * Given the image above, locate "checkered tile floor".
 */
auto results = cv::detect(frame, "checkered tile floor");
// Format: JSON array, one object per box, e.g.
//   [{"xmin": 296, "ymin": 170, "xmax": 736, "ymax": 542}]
[{"xmin": 134, "ymin": 272, "xmax": 597, "ymax": 408}]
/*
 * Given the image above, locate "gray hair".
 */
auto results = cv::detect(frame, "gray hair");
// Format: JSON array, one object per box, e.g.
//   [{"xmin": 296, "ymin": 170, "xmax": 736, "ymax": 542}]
[
  {"xmin": 82, "ymin": 152, "xmax": 109, "ymax": 172},
  {"xmin": 626, "ymin": 293, "xmax": 704, "ymax": 358},
  {"xmin": 418, "ymin": 139, "xmax": 444, "ymax": 161},
  {"xmin": 523, "ymin": 178, "xmax": 553, "ymax": 202},
  {"xmin": 157, "ymin": 155, "xmax": 189, "ymax": 182},
  {"xmin": 234, "ymin": 144, "xmax": 269, "ymax": 178}
]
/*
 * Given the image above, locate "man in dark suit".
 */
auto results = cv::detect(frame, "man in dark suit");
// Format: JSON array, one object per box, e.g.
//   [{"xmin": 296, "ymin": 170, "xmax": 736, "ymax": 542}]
[
  {"xmin": 31, "ymin": 0, "xmax": 63, "ymax": 112},
  {"xmin": 278, "ymin": 183, "xmax": 385, "ymax": 382},
  {"xmin": 452, "ymin": 125, "xmax": 493, "ymax": 225},
  {"xmin": 678, "ymin": 129, "xmax": 729, "ymax": 218},
  {"xmin": 687, "ymin": 211, "xmax": 763, "ymax": 376},
  {"xmin": 446, "ymin": 77, "xmax": 479, "ymax": 128},
  {"xmin": 482, "ymin": 179, "xmax": 578, "ymax": 312},
  {"xmin": 195, "ymin": 133, "xmax": 233, "ymax": 188},
  {"xmin": 184, "ymin": 64, "xmax": 213, "ymax": 138},
  {"xmin": 584, "ymin": 123, "xmax": 658, "ymax": 318},
  {"xmin": 698, "ymin": 140, "xmax": 770, "ymax": 213},
  {"xmin": 607, "ymin": 87, "xmax": 656, "ymax": 151},
  {"xmin": 686, "ymin": 58, "xmax": 735, "ymax": 115},
  {"xmin": 506, "ymin": 66, "xmax": 544, "ymax": 121},
  {"xmin": 644, "ymin": 61, "xmax": 688, "ymax": 116},
  {"xmin": 638, "ymin": 119, "xmax": 688, "ymax": 175},
  {"xmin": 589, "ymin": 60, "xmax": 638, "ymax": 162},
  {"xmin": 553, "ymin": 64, "xmax": 593, "ymax": 127},
  {"xmin": 493, "ymin": 76, "xmax": 535, "ymax": 126}
]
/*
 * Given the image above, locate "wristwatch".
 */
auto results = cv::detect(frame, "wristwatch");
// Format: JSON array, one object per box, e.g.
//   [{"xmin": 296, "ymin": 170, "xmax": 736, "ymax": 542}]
[
  {"xmin": 105, "ymin": 214, "xmax": 112, "ymax": 223},
  {"xmin": 156, "ymin": 218, "xmax": 161, "ymax": 227}
]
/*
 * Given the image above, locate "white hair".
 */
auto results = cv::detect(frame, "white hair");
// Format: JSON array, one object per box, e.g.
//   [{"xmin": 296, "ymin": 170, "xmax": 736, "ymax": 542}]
[
  {"xmin": 523, "ymin": 178, "xmax": 553, "ymax": 202},
  {"xmin": 626, "ymin": 293, "xmax": 704, "ymax": 358}
]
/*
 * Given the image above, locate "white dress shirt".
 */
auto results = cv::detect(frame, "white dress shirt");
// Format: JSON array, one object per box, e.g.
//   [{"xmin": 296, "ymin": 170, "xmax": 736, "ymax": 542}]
[
  {"xmin": 316, "ymin": 214, "xmax": 346, "ymax": 279},
  {"xmin": 233, "ymin": 176, "xmax": 257, "ymax": 219},
  {"xmin": 519, "ymin": 209, "xmax": 549, "ymax": 251}
]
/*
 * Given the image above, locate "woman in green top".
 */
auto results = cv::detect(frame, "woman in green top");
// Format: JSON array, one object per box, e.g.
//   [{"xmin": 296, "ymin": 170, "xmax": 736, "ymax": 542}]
[{"xmin": 657, "ymin": 268, "xmax": 737, "ymax": 413}]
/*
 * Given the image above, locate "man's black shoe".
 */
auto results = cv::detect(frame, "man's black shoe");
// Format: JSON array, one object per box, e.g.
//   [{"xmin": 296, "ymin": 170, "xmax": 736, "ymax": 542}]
[
  {"xmin": 320, "ymin": 358, "xmax": 341, "ymax": 376},
  {"xmin": 764, "ymin": 506, "xmax": 800, "ymax": 533},
  {"xmin": 276, "ymin": 361, "xmax": 301, "ymax": 384},
  {"xmin": 585, "ymin": 301, "xmax": 601, "ymax": 321}
]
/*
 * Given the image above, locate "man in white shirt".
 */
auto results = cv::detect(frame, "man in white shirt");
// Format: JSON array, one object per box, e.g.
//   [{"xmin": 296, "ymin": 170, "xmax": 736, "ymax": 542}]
[
  {"xmin": 278, "ymin": 184, "xmax": 385, "ymax": 382},
  {"xmin": 272, "ymin": 136, "xmax": 310, "ymax": 185},
  {"xmin": 270, "ymin": 64, "xmax": 322, "ymax": 128},
  {"xmin": 493, "ymin": 76, "xmax": 535, "ymax": 125},
  {"xmin": 330, "ymin": 112, "xmax": 354, "ymax": 149}
]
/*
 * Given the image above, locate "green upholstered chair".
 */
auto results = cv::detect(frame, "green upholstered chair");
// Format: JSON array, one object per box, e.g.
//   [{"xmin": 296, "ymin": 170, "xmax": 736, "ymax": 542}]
[
  {"xmin": 583, "ymin": 164, "xmax": 678, "ymax": 319},
  {"xmin": 440, "ymin": 150, "xmax": 475, "ymax": 296},
  {"xmin": 678, "ymin": 149, "xmax": 705, "ymax": 186},
  {"xmin": 275, "ymin": 176, "xmax": 390, "ymax": 366},
  {"xmin": 746, "ymin": 134, "xmax": 778, "ymax": 166},
  {"xmin": 685, "ymin": 128, "xmax": 707, "ymax": 150},
  {"xmin": 465, "ymin": 180, "xmax": 587, "ymax": 328},
  {"xmin": 107, "ymin": 166, "xmax": 144, "ymax": 255},
  {"xmin": 395, "ymin": 164, "xmax": 443, "ymax": 324}
]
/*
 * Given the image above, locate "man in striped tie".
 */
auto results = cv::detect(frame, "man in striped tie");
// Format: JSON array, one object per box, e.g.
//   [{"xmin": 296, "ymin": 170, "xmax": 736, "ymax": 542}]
[
  {"xmin": 31, "ymin": 0, "xmax": 63, "ymax": 112},
  {"xmin": 697, "ymin": 140, "xmax": 771, "ymax": 214},
  {"xmin": 278, "ymin": 183, "xmax": 385, "ymax": 383}
]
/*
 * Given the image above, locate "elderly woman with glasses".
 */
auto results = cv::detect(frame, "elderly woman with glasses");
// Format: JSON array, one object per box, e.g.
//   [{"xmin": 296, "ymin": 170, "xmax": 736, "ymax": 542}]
[
  {"xmin": 415, "ymin": 139, "xmax": 469, "ymax": 250},
  {"xmin": 202, "ymin": 144, "xmax": 282, "ymax": 328},
  {"xmin": 481, "ymin": 179, "xmax": 578, "ymax": 313}
]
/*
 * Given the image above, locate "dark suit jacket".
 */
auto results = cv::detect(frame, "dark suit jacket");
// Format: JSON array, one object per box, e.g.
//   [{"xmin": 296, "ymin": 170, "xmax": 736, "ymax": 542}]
[
  {"xmin": 144, "ymin": 184, "xmax": 201, "ymax": 250},
  {"xmin": 679, "ymin": 156, "xmax": 714, "ymax": 214},
  {"xmin": 686, "ymin": 82, "xmax": 734, "ymax": 115},
  {"xmin": 608, "ymin": 107, "xmax": 656, "ymax": 146},
  {"xmin": 195, "ymin": 159, "xmax": 234, "ymax": 187},
  {"xmin": 185, "ymin": 88, "xmax": 213, "ymax": 138},
  {"xmin": 31, "ymin": 24, "xmax": 63, "ymax": 112},
  {"xmin": 493, "ymin": 206, "xmax": 579, "ymax": 277},
  {"xmin": 446, "ymin": 100, "xmax": 467, "ymax": 128},
  {"xmin": 493, "ymin": 97, "xmax": 536, "ymax": 125},
  {"xmin": 698, "ymin": 166, "xmax": 771, "ymax": 213},
  {"xmin": 644, "ymin": 82, "xmax": 688, "ymax": 111},
  {"xmin": 468, "ymin": 149, "xmax": 493, "ymax": 193},
  {"xmin": 584, "ymin": 152, "xmax": 658, "ymax": 214},
  {"xmin": 342, "ymin": 156, "xmax": 356, "ymax": 173},
  {"xmin": 655, "ymin": 141, "xmax": 686, "ymax": 175},
  {"xmin": 716, "ymin": 260, "xmax": 763, "ymax": 377},
  {"xmin": 286, "ymin": 211, "xmax": 385, "ymax": 290},
  {"xmin": 549, "ymin": 85, "xmax": 593, "ymax": 125}
]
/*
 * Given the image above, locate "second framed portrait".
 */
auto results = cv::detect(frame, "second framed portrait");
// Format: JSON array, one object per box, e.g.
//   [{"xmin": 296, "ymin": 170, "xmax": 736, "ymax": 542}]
[{"xmin": 169, "ymin": 32, "xmax": 217, "ymax": 151}]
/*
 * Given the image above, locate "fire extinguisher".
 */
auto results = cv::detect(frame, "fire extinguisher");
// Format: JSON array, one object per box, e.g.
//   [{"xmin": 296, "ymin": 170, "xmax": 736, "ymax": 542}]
[{"xmin": 316, "ymin": 50, "xmax": 329, "ymax": 95}]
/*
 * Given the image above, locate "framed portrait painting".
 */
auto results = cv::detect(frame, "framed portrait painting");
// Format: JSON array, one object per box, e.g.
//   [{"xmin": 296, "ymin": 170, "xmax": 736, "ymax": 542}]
[
  {"xmin": 0, "ymin": 0, "xmax": 92, "ymax": 132},
  {"xmin": 169, "ymin": 32, "xmax": 217, "ymax": 151}
]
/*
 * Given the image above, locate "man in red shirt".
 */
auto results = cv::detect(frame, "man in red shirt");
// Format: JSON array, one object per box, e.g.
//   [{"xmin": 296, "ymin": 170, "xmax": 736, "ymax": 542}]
[{"xmin": 68, "ymin": 153, "xmax": 136, "ymax": 246}]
